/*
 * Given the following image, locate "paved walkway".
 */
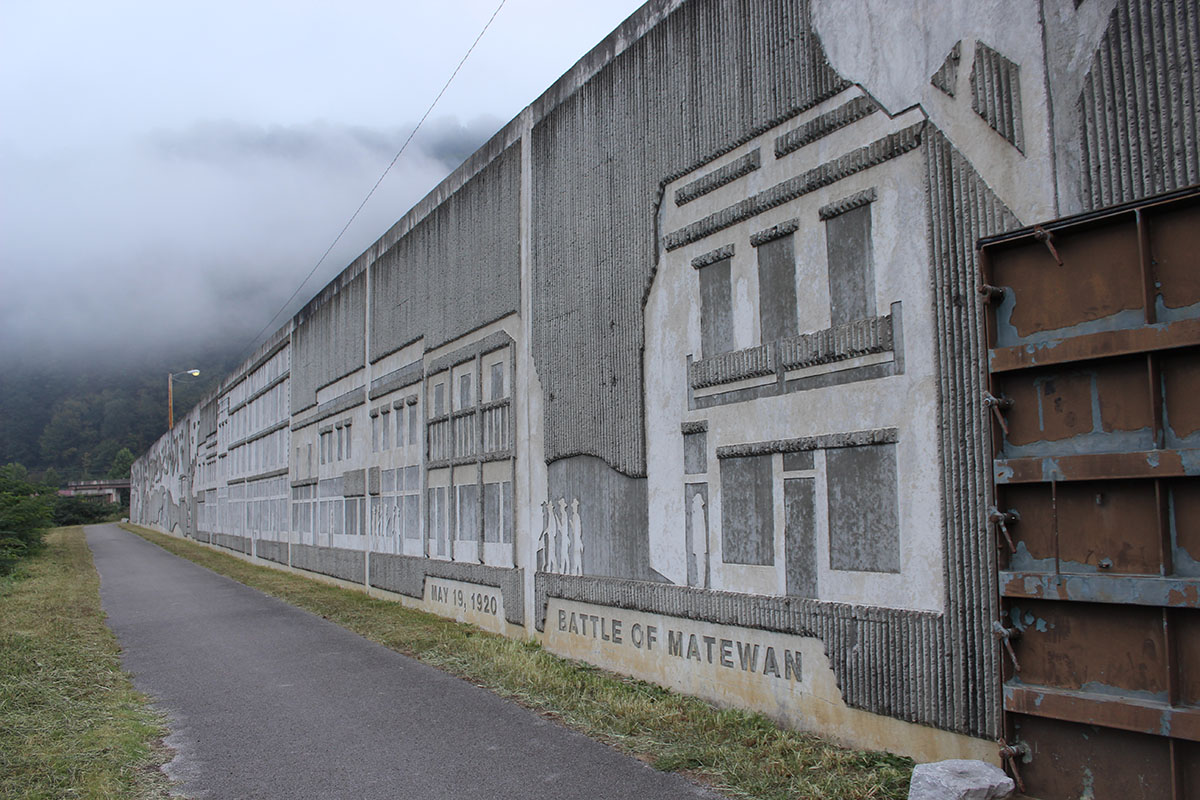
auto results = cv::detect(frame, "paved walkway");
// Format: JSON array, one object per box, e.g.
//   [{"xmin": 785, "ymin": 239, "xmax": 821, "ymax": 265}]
[{"xmin": 87, "ymin": 523, "xmax": 715, "ymax": 800}]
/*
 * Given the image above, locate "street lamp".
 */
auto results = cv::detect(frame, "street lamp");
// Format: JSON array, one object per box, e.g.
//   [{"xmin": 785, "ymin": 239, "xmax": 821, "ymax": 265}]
[{"xmin": 168, "ymin": 369, "xmax": 201, "ymax": 430}]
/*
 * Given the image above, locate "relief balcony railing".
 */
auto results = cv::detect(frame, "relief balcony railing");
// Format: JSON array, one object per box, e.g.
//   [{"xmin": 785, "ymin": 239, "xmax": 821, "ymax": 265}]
[
  {"xmin": 689, "ymin": 313, "xmax": 894, "ymax": 392},
  {"xmin": 689, "ymin": 343, "xmax": 775, "ymax": 389},
  {"xmin": 777, "ymin": 314, "xmax": 893, "ymax": 371},
  {"xmin": 428, "ymin": 399, "xmax": 512, "ymax": 467},
  {"xmin": 481, "ymin": 399, "xmax": 511, "ymax": 455},
  {"xmin": 427, "ymin": 416, "xmax": 452, "ymax": 462},
  {"xmin": 452, "ymin": 409, "xmax": 477, "ymax": 460}
]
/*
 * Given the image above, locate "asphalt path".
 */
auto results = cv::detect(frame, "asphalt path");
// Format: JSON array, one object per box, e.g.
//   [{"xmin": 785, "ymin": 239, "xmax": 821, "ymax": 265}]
[{"xmin": 86, "ymin": 523, "xmax": 716, "ymax": 800}]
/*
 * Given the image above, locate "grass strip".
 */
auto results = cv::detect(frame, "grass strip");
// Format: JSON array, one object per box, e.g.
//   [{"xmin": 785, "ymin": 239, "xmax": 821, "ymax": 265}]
[
  {"xmin": 0, "ymin": 527, "xmax": 172, "ymax": 800},
  {"xmin": 121, "ymin": 523, "xmax": 912, "ymax": 799}
]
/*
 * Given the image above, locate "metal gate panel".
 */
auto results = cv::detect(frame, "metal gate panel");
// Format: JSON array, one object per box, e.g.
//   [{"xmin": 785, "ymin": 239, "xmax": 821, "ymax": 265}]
[
  {"xmin": 1009, "ymin": 716, "xmax": 1173, "ymax": 798},
  {"xmin": 980, "ymin": 187, "xmax": 1200, "ymax": 799}
]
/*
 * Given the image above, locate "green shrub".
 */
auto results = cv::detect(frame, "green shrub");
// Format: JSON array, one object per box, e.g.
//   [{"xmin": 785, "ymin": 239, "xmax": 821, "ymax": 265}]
[
  {"xmin": 51, "ymin": 495, "xmax": 122, "ymax": 526},
  {"xmin": 0, "ymin": 464, "xmax": 53, "ymax": 575},
  {"xmin": 0, "ymin": 536, "xmax": 27, "ymax": 575}
]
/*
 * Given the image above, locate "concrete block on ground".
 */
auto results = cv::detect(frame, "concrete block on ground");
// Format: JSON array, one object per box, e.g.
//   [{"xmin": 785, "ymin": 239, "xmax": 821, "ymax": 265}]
[{"xmin": 908, "ymin": 760, "xmax": 1014, "ymax": 800}]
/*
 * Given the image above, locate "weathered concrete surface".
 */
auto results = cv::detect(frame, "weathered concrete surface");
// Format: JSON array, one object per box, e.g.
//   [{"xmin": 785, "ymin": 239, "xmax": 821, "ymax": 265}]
[
  {"xmin": 543, "ymin": 596, "xmax": 999, "ymax": 766},
  {"xmin": 907, "ymin": 759, "xmax": 1014, "ymax": 800},
  {"xmin": 131, "ymin": 0, "xmax": 1200, "ymax": 772},
  {"xmin": 86, "ymin": 524, "xmax": 715, "ymax": 800}
]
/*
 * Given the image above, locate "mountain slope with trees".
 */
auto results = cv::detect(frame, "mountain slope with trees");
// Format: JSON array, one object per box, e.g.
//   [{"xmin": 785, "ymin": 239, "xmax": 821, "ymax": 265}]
[{"xmin": 0, "ymin": 347, "xmax": 239, "ymax": 484}]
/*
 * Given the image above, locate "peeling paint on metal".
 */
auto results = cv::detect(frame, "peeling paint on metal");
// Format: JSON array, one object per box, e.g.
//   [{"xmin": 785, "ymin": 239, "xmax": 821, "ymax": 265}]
[
  {"xmin": 1079, "ymin": 767, "xmax": 1095, "ymax": 800},
  {"xmin": 1002, "ymin": 428, "xmax": 1155, "ymax": 459},
  {"xmin": 1078, "ymin": 681, "xmax": 1169, "ymax": 706},
  {"xmin": 996, "ymin": 306, "xmax": 1148, "ymax": 349},
  {"xmin": 1002, "ymin": 570, "xmax": 1200, "ymax": 608},
  {"xmin": 1040, "ymin": 457, "xmax": 1063, "ymax": 482}
]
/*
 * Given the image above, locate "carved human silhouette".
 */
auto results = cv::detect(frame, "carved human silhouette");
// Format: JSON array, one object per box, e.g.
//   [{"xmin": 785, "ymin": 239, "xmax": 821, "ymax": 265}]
[
  {"xmin": 556, "ymin": 497, "xmax": 569, "ymax": 573},
  {"xmin": 538, "ymin": 500, "xmax": 551, "ymax": 572},
  {"xmin": 548, "ymin": 499, "xmax": 563, "ymax": 573},
  {"xmin": 569, "ymin": 498, "xmax": 583, "ymax": 575},
  {"xmin": 565, "ymin": 500, "xmax": 576, "ymax": 573}
]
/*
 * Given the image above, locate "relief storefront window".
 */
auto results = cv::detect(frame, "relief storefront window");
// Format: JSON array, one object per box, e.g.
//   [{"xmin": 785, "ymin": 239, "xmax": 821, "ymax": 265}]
[{"xmin": 719, "ymin": 454, "xmax": 774, "ymax": 566}]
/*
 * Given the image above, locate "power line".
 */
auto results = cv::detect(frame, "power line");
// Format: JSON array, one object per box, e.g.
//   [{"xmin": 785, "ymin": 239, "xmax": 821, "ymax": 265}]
[{"xmin": 237, "ymin": 0, "xmax": 508, "ymax": 360}]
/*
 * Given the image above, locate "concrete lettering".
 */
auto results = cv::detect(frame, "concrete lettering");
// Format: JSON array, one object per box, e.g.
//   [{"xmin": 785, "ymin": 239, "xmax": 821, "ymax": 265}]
[
  {"xmin": 763, "ymin": 647, "xmax": 779, "ymax": 678},
  {"xmin": 557, "ymin": 608, "xmax": 800, "ymax": 683},
  {"xmin": 736, "ymin": 641, "xmax": 759, "ymax": 672},
  {"xmin": 784, "ymin": 649, "xmax": 802, "ymax": 681}
]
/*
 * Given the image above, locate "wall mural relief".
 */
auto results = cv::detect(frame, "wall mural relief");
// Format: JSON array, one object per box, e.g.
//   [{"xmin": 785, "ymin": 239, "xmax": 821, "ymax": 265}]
[
  {"xmin": 537, "ymin": 497, "xmax": 583, "ymax": 575},
  {"xmin": 131, "ymin": 0, "xmax": 1197, "ymax": 773},
  {"xmin": 132, "ymin": 420, "xmax": 195, "ymax": 536}
]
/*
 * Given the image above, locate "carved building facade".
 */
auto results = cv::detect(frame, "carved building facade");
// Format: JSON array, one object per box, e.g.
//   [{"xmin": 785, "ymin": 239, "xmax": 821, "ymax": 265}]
[{"xmin": 133, "ymin": 0, "xmax": 1199, "ymax": 783}]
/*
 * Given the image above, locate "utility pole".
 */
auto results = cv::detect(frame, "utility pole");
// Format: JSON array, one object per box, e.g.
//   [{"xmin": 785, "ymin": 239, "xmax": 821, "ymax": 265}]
[{"xmin": 168, "ymin": 369, "xmax": 201, "ymax": 430}]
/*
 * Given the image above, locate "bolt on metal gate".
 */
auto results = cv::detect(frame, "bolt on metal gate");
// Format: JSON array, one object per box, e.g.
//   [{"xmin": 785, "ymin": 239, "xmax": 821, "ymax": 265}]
[{"xmin": 979, "ymin": 187, "xmax": 1200, "ymax": 799}]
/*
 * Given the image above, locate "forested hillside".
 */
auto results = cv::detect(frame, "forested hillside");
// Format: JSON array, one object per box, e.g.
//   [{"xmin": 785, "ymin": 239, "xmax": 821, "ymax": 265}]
[{"xmin": 0, "ymin": 348, "xmax": 240, "ymax": 483}]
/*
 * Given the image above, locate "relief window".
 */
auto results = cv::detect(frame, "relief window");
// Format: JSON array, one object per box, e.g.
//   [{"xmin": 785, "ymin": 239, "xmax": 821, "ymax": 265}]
[
  {"xmin": 433, "ymin": 383, "xmax": 446, "ymax": 416},
  {"xmin": 403, "ymin": 466, "xmax": 420, "ymax": 540},
  {"xmin": 489, "ymin": 362, "xmax": 505, "ymax": 401},
  {"xmin": 483, "ymin": 480, "xmax": 513, "ymax": 543},
  {"xmin": 824, "ymin": 203, "xmax": 876, "ymax": 326},
  {"xmin": 698, "ymin": 257, "xmax": 734, "ymax": 357},
  {"xmin": 826, "ymin": 443, "xmax": 899, "ymax": 573},
  {"xmin": 459, "ymin": 373, "xmax": 473, "ymax": 410},
  {"xmin": 428, "ymin": 485, "xmax": 448, "ymax": 556},
  {"xmin": 683, "ymin": 431, "xmax": 707, "ymax": 475},
  {"xmin": 719, "ymin": 454, "xmax": 774, "ymax": 566},
  {"xmin": 756, "ymin": 234, "xmax": 799, "ymax": 342},
  {"xmin": 456, "ymin": 483, "xmax": 478, "ymax": 542}
]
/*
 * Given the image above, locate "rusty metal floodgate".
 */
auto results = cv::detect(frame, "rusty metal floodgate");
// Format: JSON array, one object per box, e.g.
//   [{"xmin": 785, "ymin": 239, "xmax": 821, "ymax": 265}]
[{"xmin": 979, "ymin": 187, "xmax": 1200, "ymax": 800}]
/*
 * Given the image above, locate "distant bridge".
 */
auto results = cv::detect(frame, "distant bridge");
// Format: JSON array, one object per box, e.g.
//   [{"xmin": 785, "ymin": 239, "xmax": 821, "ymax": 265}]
[{"xmin": 60, "ymin": 479, "xmax": 130, "ymax": 505}]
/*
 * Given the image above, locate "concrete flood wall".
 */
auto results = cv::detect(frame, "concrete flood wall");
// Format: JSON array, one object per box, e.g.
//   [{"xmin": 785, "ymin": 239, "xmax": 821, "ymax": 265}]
[{"xmin": 132, "ymin": 0, "xmax": 1199, "ymax": 766}]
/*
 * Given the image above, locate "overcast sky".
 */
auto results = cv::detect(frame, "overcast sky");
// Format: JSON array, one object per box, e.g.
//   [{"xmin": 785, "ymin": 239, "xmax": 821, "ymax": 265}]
[{"xmin": 0, "ymin": 0, "xmax": 645, "ymax": 366}]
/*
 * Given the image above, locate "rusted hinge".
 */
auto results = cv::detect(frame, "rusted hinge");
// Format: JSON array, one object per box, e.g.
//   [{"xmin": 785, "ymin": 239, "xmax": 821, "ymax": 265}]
[
  {"xmin": 992, "ymin": 620, "xmax": 1021, "ymax": 672},
  {"xmin": 988, "ymin": 506, "xmax": 1020, "ymax": 553},
  {"xmin": 1032, "ymin": 225, "xmax": 1063, "ymax": 265},
  {"xmin": 997, "ymin": 738, "xmax": 1029, "ymax": 794},
  {"xmin": 982, "ymin": 391, "xmax": 1013, "ymax": 435},
  {"xmin": 978, "ymin": 283, "xmax": 1005, "ymax": 302}
]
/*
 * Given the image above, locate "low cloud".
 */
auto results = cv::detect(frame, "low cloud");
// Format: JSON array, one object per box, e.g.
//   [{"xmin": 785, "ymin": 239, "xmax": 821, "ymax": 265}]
[
  {"xmin": 152, "ymin": 117, "xmax": 493, "ymax": 174},
  {"xmin": 0, "ymin": 114, "xmax": 501, "ymax": 366}
]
